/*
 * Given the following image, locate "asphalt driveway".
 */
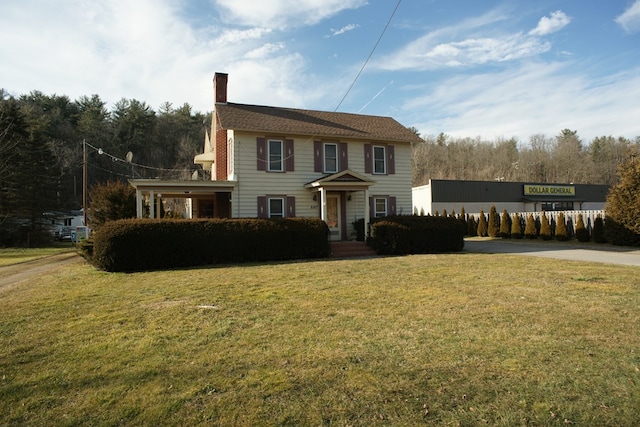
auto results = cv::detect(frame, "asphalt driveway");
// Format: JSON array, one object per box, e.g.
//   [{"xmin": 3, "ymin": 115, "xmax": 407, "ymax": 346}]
[{"xmin": 464, "ymin": 238, "xmax": 640, "ymax": 267}]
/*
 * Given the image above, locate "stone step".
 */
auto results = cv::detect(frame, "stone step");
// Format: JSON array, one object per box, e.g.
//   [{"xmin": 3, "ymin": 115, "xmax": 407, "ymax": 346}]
[{"xmin": 330, "ymin": 241, "xmax": 377, "ymax": 258}]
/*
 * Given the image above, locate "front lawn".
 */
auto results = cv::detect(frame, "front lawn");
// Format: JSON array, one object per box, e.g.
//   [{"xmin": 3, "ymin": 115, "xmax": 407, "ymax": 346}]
[{"xmin": 1, "ymin": 253, "xmax": 639, "ymax": 425}]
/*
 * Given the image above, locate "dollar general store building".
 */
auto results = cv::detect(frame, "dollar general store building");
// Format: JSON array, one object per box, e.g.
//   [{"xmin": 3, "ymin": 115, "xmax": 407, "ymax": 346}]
[{"xmin": 412, "ymin": 179, "xmax": 609, "ymax": 215}]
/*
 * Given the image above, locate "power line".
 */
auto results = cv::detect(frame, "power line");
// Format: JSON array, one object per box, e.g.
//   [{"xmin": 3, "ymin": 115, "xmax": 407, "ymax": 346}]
[{"xmin": 334, "ymin": 0, "xmax": 402, "ymax": 112}]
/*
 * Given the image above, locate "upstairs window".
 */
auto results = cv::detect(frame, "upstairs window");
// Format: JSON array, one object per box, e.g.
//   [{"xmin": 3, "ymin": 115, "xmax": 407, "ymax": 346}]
[
  {"xmin": 324, "ymin": 143, "xmax": 338, "ymax": 173},
  {"xmin": 364, "ymin": 143, "xmax": 394, "ymax": 175},
  {"xmin": 257, "ymin": 138, "xmax": 294, "ymax": 172},
  {"xmin": 268, "ymin": 139, "xmax": 283, "ymax": 172},
  {"xmin": 373, "ymin": 146, "xmax": 386, "ymax": 174}
]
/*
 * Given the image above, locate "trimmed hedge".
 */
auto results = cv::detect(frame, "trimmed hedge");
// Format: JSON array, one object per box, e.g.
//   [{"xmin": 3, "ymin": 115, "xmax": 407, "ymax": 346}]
[
  {"xmin": 92, "ymin": 218, "xmax": 329, "ymax": 272},
  {"xmin": 369, "ymin": 215, "xmax": 464, "ymax": 255}
]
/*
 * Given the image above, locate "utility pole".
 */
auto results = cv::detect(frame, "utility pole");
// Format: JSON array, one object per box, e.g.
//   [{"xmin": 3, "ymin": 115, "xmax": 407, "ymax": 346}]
[{"xmin": 83, "ymin": 139, "xmax": 87, "ymax": 226}]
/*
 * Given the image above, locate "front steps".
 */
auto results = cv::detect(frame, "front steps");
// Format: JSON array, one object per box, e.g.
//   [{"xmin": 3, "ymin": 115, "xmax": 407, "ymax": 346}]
[{"xmin": 329, "ymin": 241, "xmax": 377, "ymax": 258}]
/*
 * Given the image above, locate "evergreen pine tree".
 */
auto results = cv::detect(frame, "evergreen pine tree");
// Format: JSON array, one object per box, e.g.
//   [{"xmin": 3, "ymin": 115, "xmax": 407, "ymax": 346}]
[
  {"xmin": 604, "ymin": 149, "xmax": 640, "ymax": 245},
  {"xmin": 540, "ymin": 212, "xmax": 552, "ymax": 240},
  {"xmin": 499, "ymin": 209, "xmax": 511, "ymax": 238},
  {"xmin": 458, "ymin": 207, "xmax": 467, "ymax": 236},
  {"xmin": 593, "ymin": 215, "xmax": 606, "ymax": 243},
  {"xmin": 555, "ymin": 212, "xmax": 569, "ymax": 241},
  {"xmin": 487, "ymin": 205, "xmax": 499, "ymax": 237},
  {"xmin": 525, "ymin": 213, "xmax": 537, "ymax": 239},
  {"xmin": 477, "ymin": 210, "xmax": 488, "ymax": 237},
  {"xmin": 511, "ymin": 213, "xmax": 523, "ymax": 239},
  {"xmin": 575, "ymin": 214, "xmax": 590, "ymax": 242}
]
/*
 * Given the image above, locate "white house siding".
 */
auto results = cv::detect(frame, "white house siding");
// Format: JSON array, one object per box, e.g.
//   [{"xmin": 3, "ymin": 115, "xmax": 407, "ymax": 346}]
[{"xmin": 230, "ymin": 131, "xmax": 413, "ymax": 226}]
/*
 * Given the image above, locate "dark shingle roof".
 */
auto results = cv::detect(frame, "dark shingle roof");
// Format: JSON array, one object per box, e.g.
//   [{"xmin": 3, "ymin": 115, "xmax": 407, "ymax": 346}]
[{"xmin": 215, "ymin": 102, "xmax": 423, "ymax": 144}]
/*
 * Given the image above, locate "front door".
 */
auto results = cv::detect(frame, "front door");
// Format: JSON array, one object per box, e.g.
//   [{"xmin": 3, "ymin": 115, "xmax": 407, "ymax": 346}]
[{"xmin": 326, "ymin": 194, "xmax": 341, "ymax": 241}]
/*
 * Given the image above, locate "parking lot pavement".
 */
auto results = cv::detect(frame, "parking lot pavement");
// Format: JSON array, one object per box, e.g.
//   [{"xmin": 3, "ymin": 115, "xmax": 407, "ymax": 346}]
[{"xmin": 464, "ymin": 239, "xmax": 640, "ymax": 267}]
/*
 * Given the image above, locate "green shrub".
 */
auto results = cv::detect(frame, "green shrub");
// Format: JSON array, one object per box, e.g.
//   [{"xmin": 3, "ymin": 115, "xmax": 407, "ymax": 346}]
[
  {"xmin": 467, "ymin": 215, "xmax": 477, "ymax": 237},
  {"xmin": 369, "ymin": 216, "xmax": 464, "ymax": 255},
  {"xmin": 477, "ymin": 210, "xmax": 488, "ymax": 237},
  {"xmin": 539, "ymin": 213, "xmax": 552, "ymax": 240},
  {"xmin": 458, "ymin": 207, "xmax": 468, "ymax": 236},
  {"xmin": 604, "ymin": 217, "xmax": 640, "ymax": 246},
  {"xmin": 511, "ymin": 213, "xmax": 523, "ymax": 239},
  {"xmin": 488, "ymin": 206, "xmax": 500, "ymax": 237},
  {"xmin": 524, "ymin": 214, "xmax": 537, "ymax": 239},
  {"xmin": 574, "ymin": 214, "xmax": 590, "ymax": 242},
  {"xmin": 592, "ymin": 215, "xmax": 606, "ymax": 243},
  {"xmin": 555, "ymin": 212, "xmax": 569, "ymax": 241},
  {"xmin": 92, "ymin": 218, "xmax": 330, "ymax": 272},
  {"xmin": 499, "ymin": 209, "xmax": 511, "ymax": 238},
  {"xmin": 352, "ymin": 218, "xmax": 365, "ymax": 241}
]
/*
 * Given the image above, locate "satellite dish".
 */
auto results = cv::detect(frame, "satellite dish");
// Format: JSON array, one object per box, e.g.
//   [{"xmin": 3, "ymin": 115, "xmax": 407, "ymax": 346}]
[{"xmin": 125, "ymin": 151, "xmax": 133, "ymax": 163}]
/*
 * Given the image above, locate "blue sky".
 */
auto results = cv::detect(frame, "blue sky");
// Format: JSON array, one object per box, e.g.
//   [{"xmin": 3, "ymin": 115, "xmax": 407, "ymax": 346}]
[{"xmin": 1, "ymin": 0, "xmax": 639, "ymax": 143}]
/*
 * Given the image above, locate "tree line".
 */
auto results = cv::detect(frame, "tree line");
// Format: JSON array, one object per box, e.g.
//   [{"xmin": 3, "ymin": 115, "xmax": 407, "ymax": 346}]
[
  {"xmin": 1, "ymin": 89, "xmax": 209, "ymax": 245},
  {"xmin": 412, "ymin": 129, "xmax": 640, "ymax": 187}
]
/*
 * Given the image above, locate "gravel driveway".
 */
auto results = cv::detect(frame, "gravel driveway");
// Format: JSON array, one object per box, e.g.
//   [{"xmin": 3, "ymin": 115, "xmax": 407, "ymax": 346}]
[
  {"xmin": 464, "ymin": 239, "xmax": 640, "ymax": 267},
  {"xmin": 0, "ymin": 252, "xmax": 83, "ymax": 294}
]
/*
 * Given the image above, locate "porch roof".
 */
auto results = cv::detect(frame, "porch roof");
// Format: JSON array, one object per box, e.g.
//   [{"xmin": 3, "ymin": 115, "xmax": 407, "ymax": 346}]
[
  {"xmin": 304, "ymin": 169, "xmax": 376, "ymax": 191},
  {"xmin": 129, "ymin": 179, "xmax": 235, "ymax": 198}
]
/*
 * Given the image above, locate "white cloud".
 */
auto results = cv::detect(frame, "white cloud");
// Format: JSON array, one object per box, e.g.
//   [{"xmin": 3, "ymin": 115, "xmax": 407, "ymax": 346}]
[
  {"xmin": 374, "ymin": 7, "xmax": 565, "ymax": 71},
  {"xmin": 0, "ymin": 0, "xmax": 317, "ymax": 113},
  {"xmin": 330, "ymin": 24, "xmax": 360, "ymax": 36},
  {"xmin": 615, "ymin": 0, "xmax": 640, "ymax": 33},
  {"xmin": 214, "ymin": 0, "xmax": 367, "ymax": 28},
  {"xmin": 529, "ymin": 10, "xmax": 571, "ymax": 36},
  {"xmin": 405, "ymin": 63, "xmax": 640, "ymax": 142}
]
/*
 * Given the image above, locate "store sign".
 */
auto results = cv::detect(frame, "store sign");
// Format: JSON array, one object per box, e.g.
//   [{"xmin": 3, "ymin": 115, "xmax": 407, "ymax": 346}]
[{"xmin": 524, "ymin": 185, "xmax": 575, "ymax": 196}]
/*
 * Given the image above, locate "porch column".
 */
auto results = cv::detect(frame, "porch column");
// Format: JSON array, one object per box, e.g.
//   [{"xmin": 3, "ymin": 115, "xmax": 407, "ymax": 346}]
[
  {"xmin": 136, "ymin": 190, "xmax": 143, "ymax": 218},
  {"xmin": 320, "ymin": 188, "xmax": 327, "ymax": 222},
  {"xmin": 149, "ymin": 190, "xmax": 155, "ymax": 219},
  {"xmin": 364, "ymin": 188, "xmax": 370, "ymax": 239}
]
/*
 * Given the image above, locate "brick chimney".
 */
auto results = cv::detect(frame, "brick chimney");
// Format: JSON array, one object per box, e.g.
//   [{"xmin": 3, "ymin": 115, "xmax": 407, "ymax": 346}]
[
  {"xmin": 212, "ymin": 72, "xmax": 228, "ymax": 180},
  {"xmin": 214, "ymin": 72, "xmax": 228, "ymax": 104}
]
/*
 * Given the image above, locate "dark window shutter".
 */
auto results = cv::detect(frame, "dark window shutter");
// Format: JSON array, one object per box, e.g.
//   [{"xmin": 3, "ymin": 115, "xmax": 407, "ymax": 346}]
[
  {"xmin": 369, "ymin": 196, "xmax": 374, "ymax": 219},
  {"xmin": 257, "ymin": 196, "xmax": 267, "ymax": 218},
  {"xmin": 387, "ymin": 145, "xmax": 395, "ymax": 175},
  {"xmin": 339, "ymin": 142, "xmax": 348, "ymax": 171},
  {"xmin": 286, "ymin": 196, "xmax": 296, "ymax": 217},
  {"xmin": 314, "ymin": 141, "xmax": 322, "ymax": 172},
  {"xmin": 364, "ymin": 144, "xmax": 372, "ymax": 174},
  {"xmin": 285, "ymin": 139, "xmax": 294, "ymax": 172},
  {"xmin": 389, "ymin": 196, "xmax": 397, "ymax": 215},
  {"xmin": 257, "ymin": 138, "xmax": 266, "ymax": 171}
]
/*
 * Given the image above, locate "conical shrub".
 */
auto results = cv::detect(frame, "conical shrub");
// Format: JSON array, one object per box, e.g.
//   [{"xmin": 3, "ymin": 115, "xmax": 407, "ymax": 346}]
[
  {"xmin": 525, "ymin": 213, "xmax": 537, "ymax": 239},
  {"xmin": 477, "ymin": 210, "xmax": 488, "ymax": 237},
  {"xmin": 540, "ymin": 212, "xmax": 552, "ymax": 240},
  {"xmin": 488, "ymin": 205, "xmax": 500, "ymax": 237},
  {"xmin": 511, "ymin": 213, "xmax": 523, "ymax": 239},
  {"xmin": 593, "ymin": 215, "xmax": 606, "ymax": 243},
  {"xmin": 575, "ymin": 214, "xmax": 590, "ymax": 242},
  {"xmin": 555, "ymin": 212, "xmax": 569, "ymax": 241},
  {"xmin": 499, "ymin": 209, "xmax": 511, "ymax": 238}
]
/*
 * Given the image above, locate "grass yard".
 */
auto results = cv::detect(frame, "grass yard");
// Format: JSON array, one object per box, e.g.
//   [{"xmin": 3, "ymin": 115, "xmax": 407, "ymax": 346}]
[
  {"xmin": 1, "ymin": 252, "xmax": 639, "ymax": 426},
  {"xmin": 0, "ymin": 245, "xmax": 75, "ymax": 267}
]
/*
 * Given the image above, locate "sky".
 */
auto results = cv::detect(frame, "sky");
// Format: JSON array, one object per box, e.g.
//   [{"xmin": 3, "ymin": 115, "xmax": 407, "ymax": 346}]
[{"xmin": 1, "ymin": 0, "xmax": 640, "ymax": 143}]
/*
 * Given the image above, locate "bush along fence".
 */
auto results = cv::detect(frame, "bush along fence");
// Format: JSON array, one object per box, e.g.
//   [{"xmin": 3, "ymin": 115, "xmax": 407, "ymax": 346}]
[
  {"xmin": 428, "ymin": 211, "xmax": 615, "ymax": 244},
  {"xmin": 434, "ymin": 209, "xmax": 607, "ymax": 242}
]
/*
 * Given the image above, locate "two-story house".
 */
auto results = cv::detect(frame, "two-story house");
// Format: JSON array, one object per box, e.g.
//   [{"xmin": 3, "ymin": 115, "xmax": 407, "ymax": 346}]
[{"xmin": 130, "ymin": 73, "xmax": 422, "ymax": 241}]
